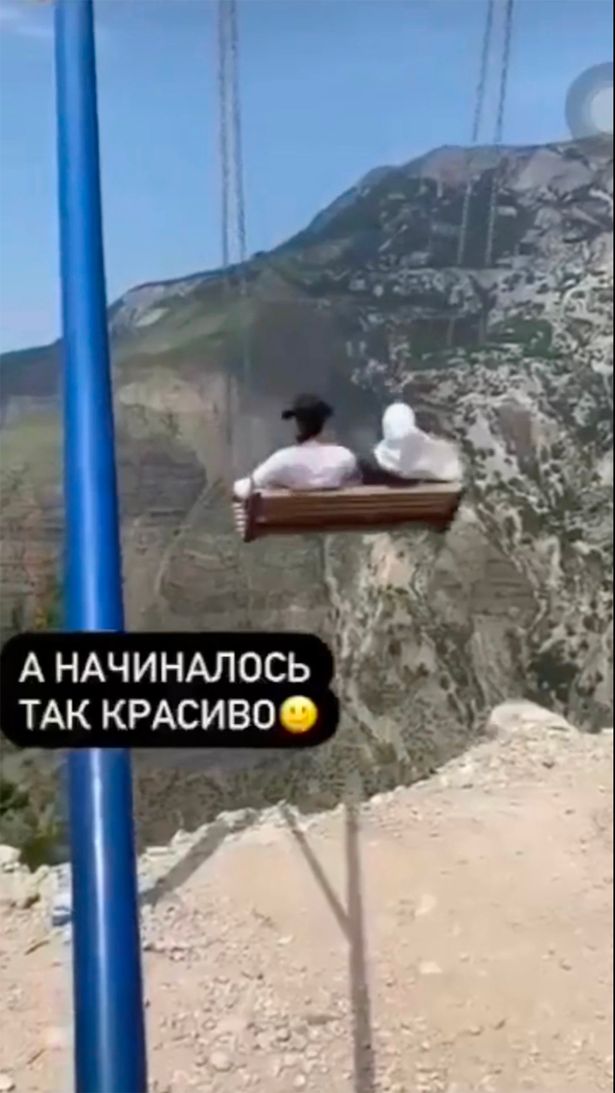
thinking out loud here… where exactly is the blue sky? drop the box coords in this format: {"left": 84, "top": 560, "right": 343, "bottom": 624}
{"left": 0, "top": 0, "right": 612, "bottom": 352}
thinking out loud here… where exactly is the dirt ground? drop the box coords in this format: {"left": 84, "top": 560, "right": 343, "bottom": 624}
{"left": 1, "top": 719, "right": 612, "bottom": 1093}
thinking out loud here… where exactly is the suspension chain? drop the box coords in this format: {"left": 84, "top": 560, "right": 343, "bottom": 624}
{"left": 217, "top": 0, "right": 247, "bottom": 270}
{"left": 484, "top": 0, "right": 515, "bottom": 267}
{"left": 228, "top": 0, "right": 247, "bottom": 267}
{"left": 217, "top": 0, "right": 255, "bottom": 627}
{"left": 217, "top": 0, "right": 234, "bottom": 454}
{"left": 218, "top": 0, "right": 252, "bottom": 455}
{"left": 446, "top": 0, "right": 495, "bottom": 348}
{"left": 456, "top": 0, "right": 495, "bottom": 268}
{"left": 217, "top": 0, "right": 231, "bottom": 270}
{"left": 227, "top": 0, "right": 253, "bottom": 432}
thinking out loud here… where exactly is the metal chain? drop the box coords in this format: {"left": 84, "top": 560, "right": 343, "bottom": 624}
{"left": 229, "top": 0, "right": 256, "bottom": 628}
{"left": 228, "top": 0, "right": 247, "bottom": 267}
{"left": 484, "top": 0, "right": 515, "bottom": 267}
{"left": 217, "top": 0, "right": 233, "bottom": 454}
{"left": 456, "top": 0, "right": 495, "bottom": 267}
{"left": 217, "top": 0, "right": 255, "bottom": 627}
{"left": 228, "top": 0, "right": 253, "bottom": 434}
{"left": 446, "top": 0, "right": 495, "bottom": 348}
{"left": 217, "top": 0, "right": 231, "bottom": 271}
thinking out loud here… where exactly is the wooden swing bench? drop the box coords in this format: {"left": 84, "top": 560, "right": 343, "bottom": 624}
{"left": 233, "top": 482, "right": 464, "bottom": 543}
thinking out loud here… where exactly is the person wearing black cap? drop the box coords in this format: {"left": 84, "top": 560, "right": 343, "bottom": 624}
{"left": 233, "top": 394, "right": 358, "bottom": 500}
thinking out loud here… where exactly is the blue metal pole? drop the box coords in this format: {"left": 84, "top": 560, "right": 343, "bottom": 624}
{"left": 54, "top": 1, "right": 147, "bottom": 1090}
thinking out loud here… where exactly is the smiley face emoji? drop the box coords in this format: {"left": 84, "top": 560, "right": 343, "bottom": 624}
{"left": 279, "top": 695, "right": 318, "bottom": 735}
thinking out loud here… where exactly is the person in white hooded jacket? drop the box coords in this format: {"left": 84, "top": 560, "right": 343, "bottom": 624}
{"left": 360, "top": 402, "right": 462, "bottom": 484}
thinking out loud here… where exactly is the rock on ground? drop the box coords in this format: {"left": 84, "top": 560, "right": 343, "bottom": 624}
{"left": 0, "top": 708, "right": 612, "bottom": 1093}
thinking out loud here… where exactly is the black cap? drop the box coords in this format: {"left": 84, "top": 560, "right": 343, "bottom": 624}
{"left": 281, "top": 394, "right": 333, "bottom": 422}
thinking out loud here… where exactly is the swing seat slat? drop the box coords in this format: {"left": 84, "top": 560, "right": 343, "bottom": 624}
{"left": 233, "top": 482, "right": 463, "bottom": 542}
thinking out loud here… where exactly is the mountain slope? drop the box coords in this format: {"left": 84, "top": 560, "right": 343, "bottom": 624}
{"left": 0, "top": 138, "right": 612, "bottom": 817}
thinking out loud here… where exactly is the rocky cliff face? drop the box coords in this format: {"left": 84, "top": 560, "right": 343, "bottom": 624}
{"left": 0, "top": 137, "right": 612, "bottom": 835}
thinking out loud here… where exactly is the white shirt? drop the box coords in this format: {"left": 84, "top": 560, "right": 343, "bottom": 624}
{"left": 233, "top": 439, "right": 358, "bottom": 500}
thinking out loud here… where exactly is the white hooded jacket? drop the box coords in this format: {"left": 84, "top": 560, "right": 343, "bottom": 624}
{"left": 374, "top": 403, "right": 462, "bottom": 482}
